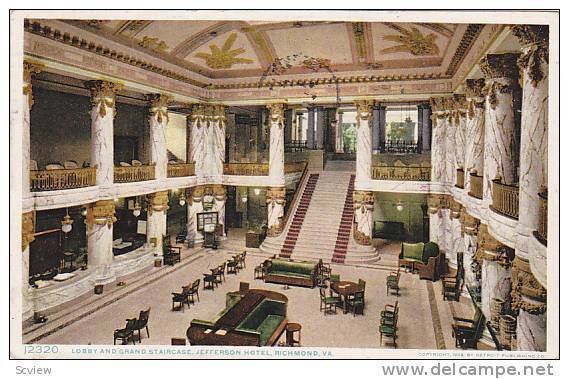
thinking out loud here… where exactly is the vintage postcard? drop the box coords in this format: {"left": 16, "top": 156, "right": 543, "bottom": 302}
{"left": 9, "top": 9, "right": 559, "bottom": 362}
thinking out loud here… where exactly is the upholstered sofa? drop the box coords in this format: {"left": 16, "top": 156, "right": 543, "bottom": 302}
{"left": 264, "top": 259, "right": 318, "bottom": 288}
{"left": 234, "top": 298, "right": 287, "bottom": 346}
{"left": 399, "top": 242, "right": 444, "bottom": 281}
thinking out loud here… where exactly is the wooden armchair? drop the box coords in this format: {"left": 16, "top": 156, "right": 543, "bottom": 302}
{"left": 163, "top": 245, "right": 181, "bottom": 266}
{"left": 380, "top": 301, "right": 399, "bottom": 327}
{"left": 172, "top": 285, "right": 191, "bottom": 311}
{"left": 379, "top": 305, "right": 399, "bottom": 348}
{"left": 203, "top": 272, "right": 217, "bottom": 290}
{"left": 188, "top": 279, "right": 200, "bottom": 304}
{"left": 346, "top": 290, "right": 365, "bottom": 316}
{"left": 114, "top": 319, "right": 137, "bottom": 345}
{"left": 451, "top": 308, "right": 486, "bottom": 349}
{"left": 129, "top": 308, "right": 150, "bottom": 342}
{"left": 254, "top": 260, "right": 271, "bottom": 280}
{"left": 319, "top": 288, "right": 340, "bottom": 315}
{"left": 386, "top": 269, "right": 401, "bottom": 296}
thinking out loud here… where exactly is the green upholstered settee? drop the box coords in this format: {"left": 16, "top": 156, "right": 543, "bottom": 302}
{"left": 264, "top": 259, "right": 317, "bottom": 288}
{"left": 399, "top": 242, "right": 444, "bottom": 281}
{"left": 235, "top": 299, "right": 287, "bottom": 346}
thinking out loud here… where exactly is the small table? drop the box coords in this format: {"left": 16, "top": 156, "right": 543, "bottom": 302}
{"left": 330, "top": 281, "right": 359, "bottom": 314}
{"left": 285, "top": 323, "right": 301, "bottom": 347}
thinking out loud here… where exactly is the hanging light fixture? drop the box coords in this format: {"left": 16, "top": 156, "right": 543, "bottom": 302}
{"left": 61, "top": 208, "right": 73, "bottom": 233}
{"left": 179, "top": 191, "right": 186, "bottom": 206}
{"left": 395, "top": 202, "right": 404, "bottom": 212}
{"left": 254, "top": 188, "right": 261, "bottom": 196}
{"left": 81, "top": 207, "right": 87, "bottom": 217}
{"left": 132, "top": 197, "right": 142, "bottom": 217}
{"left": 241, "top": 196, "right": 248, "bottom": 203}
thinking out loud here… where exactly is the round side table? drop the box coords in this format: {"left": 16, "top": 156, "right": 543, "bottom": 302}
{"left": 285, "top": 322, "right": 302, "bottom": 347}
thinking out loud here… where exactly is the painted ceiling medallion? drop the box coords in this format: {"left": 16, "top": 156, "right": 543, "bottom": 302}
{"left": 139, "top": 36, "right": 169, "bottom": 53}
{"left": 382, "top": 26, "right": 439, "bottom": 56}
{"left": 195, "top": 32, "right": 253, "bottom": 69}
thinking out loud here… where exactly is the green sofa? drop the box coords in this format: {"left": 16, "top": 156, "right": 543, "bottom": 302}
{"left": 235, "top": 299, "right": 287, "bottom": 346}
{"left": 264, "top": 258, "right": 317, "bottom": 288}
{"left": 399, "top": 242, "right": 444, "bottom": 281}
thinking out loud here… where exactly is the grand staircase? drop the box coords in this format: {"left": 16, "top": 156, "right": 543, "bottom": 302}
{"left": 261, "top": 169, "right": 379, "bottom": 264}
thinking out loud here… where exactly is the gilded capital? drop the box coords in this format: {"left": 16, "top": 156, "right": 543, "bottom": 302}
{"left": 354, "top": 100, "right": 374, "bottom": 125}
{"left": 452, "top": 94, "right": 467, "bottom": 123}
{"left": 465, "top": 78, "right": 486, "bottom": 116}
{"left": 86, "top": 200, "right": 117, "bottom": 228}
{"left": 84, "top": 80, "right": 122, "bottom": 119}
{"left": 353, "top": 190, "right": 374, "bottom": 210}
{"left": 147, "top": 191, "right": 170, "bottom": 214}
{"left": 460, "top": 211, "right": 480, "bottom": 236}
{"left": 146, "top": 93, "right": 171, "bottom": 124}
{"left": 511, "top": 256, "right": 547, "bottom": 315}
{"left": 266, "top": 186, "right": 286, "bottom": 204}
{"left": 23, "top": 60, "right": 44, "bottom": 109}
{"left": 22, "top": 211, "right": 35, "bottom": 252}
{"left": 474, "top": 224, "right": 514, "bottom": 267}
{"left": 267, "top": 103, "right": 286, "bottom": 128}
{"left": 511, "top": 25, "right": 549, "bottom": 87}
{"left": 479, "top": 53, "right": 521, "bottom": 80}
{"left": 212, "top": 184, "right": 227, "bottom": 201}
{"left": 190, "top": 104, "right": 226, "bottom": 127}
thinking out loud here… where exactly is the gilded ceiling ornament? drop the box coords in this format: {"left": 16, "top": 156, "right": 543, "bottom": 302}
{"left": 146, "top": 93, "right": 171, "bottom": 124}
{"left": 511, "top": 256, "right": 547, "bottom": 315}
{"left": 352, "top": 22, "right": 367, "bottom": 61}
{"left": 86, "top": 200, "right": 117, "bottom": 229}
{"left": 354, "top": 100, "right": 374, "bottom": 125}
{"left": 138, "top": 36, "right": 169, "bottom": 53}
{"left": 511, "top": 25, "right": 549, "bottom": 87}
{"left": 21, "top": 211, "right": 35, "bottom": 252}
{"left": 23, "top": 60, "right": 44, "bottom": 109}
{"left": 195, "top": 32, "right": 254, "bottom": 69}
{"left": 84, "top": 80, "right": 122, "bottom": 119}
{"left": 147, "top": 191, "right": 169, "bottom": 214}
{"left": 382, "top": 26, "right": 440, "bottom": 56}
{"left": 267, "top": 103, "right": 286, "bottom": 128}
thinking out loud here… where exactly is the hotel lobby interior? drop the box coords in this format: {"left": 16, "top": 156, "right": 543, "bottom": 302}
{"left": 15, "top": 16, "right": 554, "bottom": 354}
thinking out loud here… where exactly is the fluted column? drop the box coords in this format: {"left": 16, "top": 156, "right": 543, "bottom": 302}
{"left": 335, "top": 110, "right": 344, "bottom": 153}
{"left": 190, "top": 105, "right": 226, "bottom": 181}
{"left": 511, "top": 256, "right": 547, "bottom": 351}
{"left": 453, "top": 94, "right": 467, "bottom": 175}
{"left": 512, "top": 26, "right": 549, "bottom": 266}
{"left": 147, "top": 94, "right": 170, "bottom": 180}
{"left": 86, "top": 200, "right": 117, "bottom": 284}
{"left": 22, "top": 61, "right": 42, "bottom": 199}
{"left": 146, "top": 191, "right": 169, "bottom": 254}
{"left": 464, "top": 79, "right": 486, "bottom": 191}
{"left": 85, "top": 80, "right": 122, "bottom": 187}
{"left": 266, "top": 187, "right": 286, "bottom": 237}
{"left": 480, "top": 53, "right": 521, "bottom": 204}
{"left": 21, "top": 211, "right": 35, "bottom": 319}
{"left": 429, "top": 97, "right": 453, "bottom": 184}
{"left": 353, "top": 190, "right": 374, "bottom": 245}
{"left": 354, "top": 100, "right": 373, "bottom": 186}
{"left": 267, "top": 103, "right": 286, "bottom": 185}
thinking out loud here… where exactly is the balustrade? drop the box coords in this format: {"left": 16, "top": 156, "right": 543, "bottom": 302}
{"left": 114, "top": 165, "right": 155, "bottom": 183}
{"left": 535, "top": 191, "right": 547, "bottom": 245}
{"left": 371, "top": 165, "right": 431, "bottom": 181}
{"left": 468, "top": 173, "right": 483, "bottom": 199}
{"left": 167, "top": 163, "right": 195, "bottom": 177}
{"left": 30, "top": 167, "right": 96, "bottom": 191}
{"left": 223, "top": 163, "right": 269, "bottom": 176}
{"left": 490, "top": 179, "right": 519, "bottom": 219}
{"left": 284, "top": 161, "right": 307, "bottom": 174}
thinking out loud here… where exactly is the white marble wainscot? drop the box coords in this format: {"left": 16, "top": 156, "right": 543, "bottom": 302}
{"left": 487, "top": 207, "right": 518, "bottom": 248}
{"left": 87, "top": 222, "right": 115, "bottom": 285}
{"left": 430, "top": 115, "right": 448, "bottom": 184}
{"left": 517, "top": 300, "right": 547, "bottom": 352}
{"left": 29, "top": 268, "right": 95, "bottom": 313}
{"left": 112, "top": 246, "right": 156, "bottom": 278}
{"left": 481, "top": 259, "right": 512, "bottom": 319}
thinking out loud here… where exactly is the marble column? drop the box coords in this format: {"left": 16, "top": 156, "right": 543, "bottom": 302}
{"left": 267, "top": 103, "right": 286, "bottom": 186}
{"left": 460, "top": 212, "right": 481, "bottom": 289}
{"left": 187, "top": 186, "right": 205, "bottom": 244}
{"left": 480, "top": 53, "right": 521, "bottom": 204}
{"left": 22, "top": 61, "right": 42, "bottom": 199}
{"left": 372, "top": 106, "right": 380, "bottom": 152}
{"left": 447, "top": 199, "right": 463, "bottom": 268}
{"left": 186, "top": 114, "right": 193, "bottom": 163}
{"left": 421, "top": 105, "right": 432, "bottom": 153}
{"left": 335, "top": 110, "right": 344, "bottom": 153}
{"left": 429, "top": 97, "right": 453, "bottom": 184}
{"left": 266, "top": 187, "right": 286, "bottom": 237}
{"left": 21, "top": 211, "right": 35, "bottom": 319}
{"left": 427, "top": 194, "right": 451, "bottom": 256}
{"left": 464, "top": 79, "right": 486, "bottom": 191}
{"left": 190, "top": 104, "right": 226, "bottom": 181}
{"left": 354, "top": 100, "right": 374, "bottom": 186}
{"left": 213, "top": 185, "right": 227, "bottom": 236}
{"left": 146, "top": 94, "right": 170, "bottom": 180}
{"left": 316, "top": 107, "right": 325, "bottom": 149}
{"left": 453, "top": 94, "right": 468, "bottom": 175}
{"left": 86, "top": 200, "right": 117, "bottom": 284}
{"left": 307, "top": 107, "right": 315, "bottom": 149}
{"left": 353, "top": 190, "right": 374, "bottom": 245}
{"left": 511, "top": 256, "right": 547, "bottom": 351}
{"left": 146, "top": 191, "right": 169, "bottom": 254}
{"left": 512, "top": 26, "right": 549, "bottom": 264}
{"left": 85, "top": 80, "right": 122, "bottom": 188}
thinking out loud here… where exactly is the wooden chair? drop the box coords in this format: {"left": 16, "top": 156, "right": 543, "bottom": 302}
{"left": 163, "top": 245, "right": 181, "bottom": 266}
{"left": 442, "top": 252, "right": 464, "bottom": 301}
{"left": 203, "top": 272, "right": 217, "bottom": 290}
{"left": 319, "top": 288, "right": 340, "bottom": 315}
{"left": 114, "top": 319, "right": 137, "bottom": 345}
{"left": 379, "top": 308, "right": 399, "bottom": 348}
{"left": 237, "top": 251, "right": 247, "bottom": 270}
{"left": 386, "top": 269, "right": 401, "bottom": 296}
{"left": 172, "top": 285, "right": 191, "bottom": 311}
{"left": 451, "top": 308, "right": 486, "bottom": 349}
{"left": 346, "top": 290, "right": 365, "bottom": 316}
{"left": 254, "top": 260, "right": 270, "bottom": 280}
{"left": 130, "top": 308, "right": 150, "bottom": 342}
{"left": 188, "top": 279, "right": 200, "bottom": 304}
{"left": 380, "top": 301, "right": 399, "bottom": 326}
{"left": 239, "top": 281, "right": 250, "bottom": 292}
{"left": 227, "top": 257, "right": 239, "bottom": 274}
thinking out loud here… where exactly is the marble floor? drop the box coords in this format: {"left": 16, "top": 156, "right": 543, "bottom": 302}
{"left": 26, "top": 237, "right": 480, "bottom": 351}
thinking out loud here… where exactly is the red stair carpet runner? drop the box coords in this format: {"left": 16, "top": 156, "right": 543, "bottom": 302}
{"left": 331, "top": 175, "right": 355, "bottom": 264}
{"left": 279, "top": 173, "right": 320, "bottom": 258}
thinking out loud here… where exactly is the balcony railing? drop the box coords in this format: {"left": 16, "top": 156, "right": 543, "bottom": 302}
{"left": 468, "top": 173, "right": 483, "bottom": 199}
{"left": 371, "top": 165, "right": 431, "bottom": 181}
{"left": 30, "top": 167, "right": 96, "bottom": 191}
{"left": 223, "top": 163, "right": 269, "bottom": 176}
{"left": 285, "top": 140, "right": 308, "bottom": 152}
{"left": 535, "top": 191, "right": 547, "bottom": 245}
{"left": 491, "top": 179, "right": 519, "bottom": 220}
{"left": 167, "top": 163, "right": 195, "bottom": 178}
{"left": 114, "top": 165, "right": 155, "bottom": 183}
{"left": 284, "top": 161, "right": 307, "bottom": 174}
{"left": 455, "top": 168, "right": 465, "bottom": 189}
{"left": 375, "top": 140, "right": 421, "bottom": 154}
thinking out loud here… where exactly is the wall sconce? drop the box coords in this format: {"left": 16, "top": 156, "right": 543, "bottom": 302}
{"left": 253, "top": 188, "right": 261, "bottom": 196}
{"left": 241, "top": 196, "right": 248, "bottom": 203}
{"left": 178, "top": 193, "right": 186, "bottom": 207}
{"left": 81, "top": 207, "right": 87, "bottom": 217}
{"left": 61, "top": 208, "right": 73, "bottom": 233}
{"left": 395, "top": 202, "right": 404, "bottom": 212}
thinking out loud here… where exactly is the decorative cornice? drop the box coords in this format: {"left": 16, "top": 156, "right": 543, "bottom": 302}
{"left": 84, "top": 80, "right": 122, "bottom": 118}
{"left": 445, "top": 24, "right": 485, "bottom": 76}
{"left": 354, "top": 100, "right": 374, "bottom": 125}
{"left": 511, "top": 256, "right": 547, "bottom": 315}
{"left": 86, "top": 200, "right": 116, "bottom": 228}
{"left": 22, "top": 211, "right": 35, "bottom": 252}
{"left": 511, "top": 25, "right": 549, "bottom": 87}
{"left": 23, "top": 60, "right": 44, "bottom": 109}
{"left": 147, "top": 191, "right": 169, "bottom": 214}
{"left": 267, "top": 103, "right": 286, "bottom": 128}
{"left": 146, "top": 93, "right": 171, "bottom": 124}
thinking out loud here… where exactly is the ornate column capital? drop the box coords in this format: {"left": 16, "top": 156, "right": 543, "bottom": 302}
{"left": 474, "top": 224, "right": 514, "bottom": 267}
{"left": 452, "top": 94, "right": 467, "bottom": 124}
{"left": 212, "top": 184, "right": 227, "bottom": 201}
{"left": 354, "top": 100, "right": 374, "bottom": 125}
{"left": 479, "top": 53, "right": 521, "bottom": 110}
{"left": 267, "top": 103, "right": 286, "bottom": 128}
{"left": 427, "top": 193, "right": 451, "bottom": 214}
{"left": 465, "top": 78, "right": 486, "bottom": 116}
{"left": 449, "top": 198, "right": 463, "bottom": 219}
{"left": 511, "top": 256, "right": 547, "bottom": 315}
{"left": 511, "top": 25, "right": 549, "bottom": 87}
{"left": 86, "top": 200, "right": 117, "bottom": 228}
{"left": 147, "top": 191, "right": 170, "bottom": 214}
{"left": 429, "top": 96, "right": 454, "bottom": 126}
{"left": 460, "top": 211, "right": 480, "bottom": 236}
{"left": 190, "top": 103, "right": 226, "bottom": 126}
{"left": 146, "top": 93, "right": 172, "bottom": 124}
{"left": 23, "top": 60, "right": 44, "bottom": 108}
{"left": 21, "top": 211, "right": 35, "bottom": 252}
{"left": 353, "top": 190, "right": 374, "bottom": 210}
{"left": 84, "top": 80, "right": 122, "bottom": 118}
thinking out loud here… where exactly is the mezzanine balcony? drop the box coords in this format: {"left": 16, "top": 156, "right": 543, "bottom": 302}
{"left": 30, "top": 167, "right": 96, "bottom": 192}
{"left": 490, "top": 179, "right": 519, "bottom": 220}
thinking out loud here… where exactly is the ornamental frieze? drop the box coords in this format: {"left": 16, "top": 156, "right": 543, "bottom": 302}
{"left": 84, "top": 80, "right": 122, "bottom": 119}
{"left": 511, "top": 256, "right": 547, "bottom": 315}
{"left": 266, "top": 103, "right": 286, "bottom": 128}
{"left": 146, "top": 93, "right": 171, "bottom": 124}
{"left": 147, "top": 191, "right": 170, "bottom": 214}
{"left": 511, "top": 25, "right": 549, "bottom": 87}
{"left": 21, "top": 211, "right": 35, "bottom": 252}
{"left": 86, "top": 200, "right": 117, "bottom": 228}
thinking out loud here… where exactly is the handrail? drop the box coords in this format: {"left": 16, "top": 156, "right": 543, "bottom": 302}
{"left": 371, "top": 165, "right": 431, "bottom": 181}
{"left": 490, "top": 179, "right": 519, "bottom": 220}
{"left": 535, "top": 191, "right": 547, "bottom": 245}
{"left": 468, "top": 173, "right": 483, "bottom": 199}
{"left": 30, "top": 167, "right": 96, "bottom": 191}
{"left": 456, "top": 168, "right": 465, "bottom": 189}
{"left": 167, "top": 163, "right": 195, "bottom": 177}
{"left": 114, "top": 165, "right": 155, "bottom": 183}
{"left": 223, "top": 163, "right": 269, "bottom": 176}
{"left": 275, "top": 161, "right": 309, "bottom": 238}
{"left": 284, "top": 161, "right": 307, "bottom": 174}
